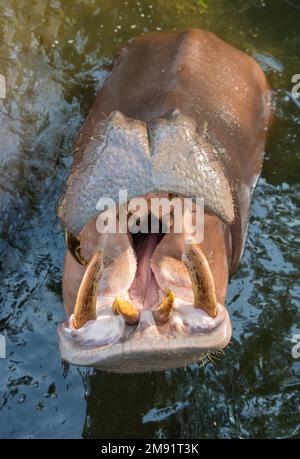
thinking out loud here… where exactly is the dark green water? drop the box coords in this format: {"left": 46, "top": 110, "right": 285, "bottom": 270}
{"left": 0, "top": 0, "right": 299, "bottom": 439}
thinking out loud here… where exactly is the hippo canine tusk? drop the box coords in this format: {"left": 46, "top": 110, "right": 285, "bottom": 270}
{"left": 182, "top": 244, "right": 218, "bottom": 318}
{"left": 73, "top": 250, "right": 103, "bottom": 329}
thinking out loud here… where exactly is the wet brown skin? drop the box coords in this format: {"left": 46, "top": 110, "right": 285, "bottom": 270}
{"left": 58, "top": 29, "right": 272, "bottom": 372}
{"left": 76, "top": 28, "right": 272, "bottom": 273}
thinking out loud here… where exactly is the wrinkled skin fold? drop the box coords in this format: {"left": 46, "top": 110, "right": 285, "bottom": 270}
{"left": 58, "top": 109, "right": 235, "bottom": 235}
{"left": 57, "top": 29, "right": 272, "bottom": 373}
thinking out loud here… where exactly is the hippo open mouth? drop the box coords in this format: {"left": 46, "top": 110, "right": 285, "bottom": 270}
{"left": 58, "top": 200, "right": 231, "bottom": 373}
{"left": 57, "top": 109, "right": 233, "bottom": 372}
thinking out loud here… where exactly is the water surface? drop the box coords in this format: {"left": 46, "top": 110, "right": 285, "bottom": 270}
{"left": 0, "top": 0, "right": 299, "bottom": 439}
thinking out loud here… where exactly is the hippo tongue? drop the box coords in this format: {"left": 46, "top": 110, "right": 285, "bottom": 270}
{"left": 128, "top": 233, "right": 160, "bottom": 309}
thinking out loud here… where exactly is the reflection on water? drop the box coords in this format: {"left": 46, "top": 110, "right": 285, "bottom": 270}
{"left": 0, "top": 0, "right": 299, "bottom": 438}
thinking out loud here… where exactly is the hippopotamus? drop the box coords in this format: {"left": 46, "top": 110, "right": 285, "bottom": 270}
{"left": 57, "top": 29, "right": 272, "bottom": 372}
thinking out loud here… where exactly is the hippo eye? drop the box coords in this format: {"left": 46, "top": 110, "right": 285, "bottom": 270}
{"left": 65, "top": 230, "right": 88, "bottom": 266}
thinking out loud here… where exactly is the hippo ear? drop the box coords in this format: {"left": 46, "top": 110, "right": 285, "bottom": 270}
{"left": 148, "top": 110, "right": 235, "bottom": 224}
{"left": 58, "top": 111, "right": 153, "bottom": 235}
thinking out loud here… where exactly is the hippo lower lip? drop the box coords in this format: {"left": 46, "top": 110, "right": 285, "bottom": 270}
{"left": 58, "top": 317, "right": 231, "bottom": 373}
{"left": 58, "top": 210, "right": 231, "bottom": 373}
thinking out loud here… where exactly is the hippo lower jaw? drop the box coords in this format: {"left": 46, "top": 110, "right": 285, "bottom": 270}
{"left": 58, "top": 203, "right": 232, "bottom": 373}
{"left": 58, "top": 312, "right": 231, "bottom": 373}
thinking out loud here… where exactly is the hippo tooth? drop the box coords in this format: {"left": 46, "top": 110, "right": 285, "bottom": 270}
{"left": 153, "top": 288, "right": 175, "bottom": 325}
{"left": 182, "top": 244, "right": 218, "bottom": 318}
{"left": 73, "top": 251, "right": 103, "bottom": 329}
{"left": 112, "top": 297, "right": 140, "bottom": 325}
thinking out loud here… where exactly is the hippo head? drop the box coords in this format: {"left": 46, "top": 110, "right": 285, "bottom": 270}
{"left": 57, "top": 110, "right": 234, "bottom": 372}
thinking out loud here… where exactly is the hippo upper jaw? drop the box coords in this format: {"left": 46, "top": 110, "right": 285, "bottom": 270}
{"left": 57, "top": 110, "right": 234, "bottom": 236}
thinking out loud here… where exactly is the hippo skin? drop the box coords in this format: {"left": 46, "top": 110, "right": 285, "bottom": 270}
{"left": 57, "top": 29, "right": 272, "bottom": 373}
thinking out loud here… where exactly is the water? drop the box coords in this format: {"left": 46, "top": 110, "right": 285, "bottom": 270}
{"left": 0, "top": 0, "right": 299, "bottom": 439}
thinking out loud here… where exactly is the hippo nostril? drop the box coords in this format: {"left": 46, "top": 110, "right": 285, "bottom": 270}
{"left": 182, "top": 243, "right": 218, "bottom": 318}
{"left": 73, "top": 250, "right": 103, "bottom": 329}
{"left": 112, "top": 297, "right": 140, "bottom": 325}
{"left": 153, "top": 288, "right": 175, "bottom": 325}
